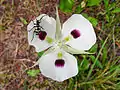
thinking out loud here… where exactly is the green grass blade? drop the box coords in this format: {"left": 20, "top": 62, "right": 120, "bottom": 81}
{"left": 87, "top": 36, "right": 109, "bottom": 79}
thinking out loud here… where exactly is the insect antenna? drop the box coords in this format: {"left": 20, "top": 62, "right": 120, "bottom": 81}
{"left": 39, "top": 15, "right": 47, "bottom": 23}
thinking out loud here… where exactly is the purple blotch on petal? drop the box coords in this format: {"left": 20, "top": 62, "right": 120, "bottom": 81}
{"left": 71, "top": 29, "right": 81, "bottom": 39}
{"left": 55, "top": 59, "right": 65, "bottom": 67}
{"left": 38, "top": 31, "right": 47, "bottom": 40}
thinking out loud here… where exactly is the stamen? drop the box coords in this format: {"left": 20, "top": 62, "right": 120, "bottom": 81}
{"left": 46, "top": 37, "right": 53, "bottom": 44}
{"left": 38, "top": 31, "right": 47, "bottom": 40}
{"left": 55, "top": 59, "right": 65, "bottom": 67}
{"left": 57, "top": 52, "right": 62, "bottom": 58}
{"left": 64, "top": 35, "right": 72, "bottom": 42}
{"left": 71, "top": 29, "right": 81, "bottom": 39}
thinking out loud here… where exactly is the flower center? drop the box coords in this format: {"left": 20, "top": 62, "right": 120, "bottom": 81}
{"left": 38, "top": 31, "right": 47, "bottom": 40}
{"left": 54, "top": 40, "right": 64, "bottom": 48}
{"left": 71, "top": 29, "right": 81, "bottom": 39}
{"left": 55, "top": 59, "right": 65, "bottom": 67}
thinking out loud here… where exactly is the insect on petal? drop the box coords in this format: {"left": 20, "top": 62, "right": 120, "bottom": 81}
{"left": 27, "top": 14, "right": 56, "bottom": 52}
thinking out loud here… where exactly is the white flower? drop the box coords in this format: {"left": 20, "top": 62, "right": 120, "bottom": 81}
{"left": 27, "top": 7, "right": 96, "bottom": 82}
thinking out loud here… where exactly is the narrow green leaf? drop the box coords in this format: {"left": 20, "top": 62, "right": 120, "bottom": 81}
{"left": 59, "top": 0, "right": 74, "bottom": 13}
{"left": 103, "top": 0, "right": 109, "bottom": 9}
{"left": 88, "top": 17, "right": 98, "bottom": 27}
{"left": 89, "top": 44, "right": 98, "bottom": 52}
{"left": 75, "top": 4, "right": 83, "bottom": 13}
{"left": 112, "top": 8, "right": 120, "bottom": 13}
{"left": 38, "top": 51, "right": 44, "bottom": 57}
{"left": 87, "top": 35, "right": 109, "bottom": 79}
{"left": 80, "top": 56, "right": 90, "bottom": 70}
{"left": 102, "top": 45, "right": 107, "bottom": 63}
{"left": 87, "top": 0, "right": 102, "bottom": 6}
{"left": 68, "top": 78, "right": 74, "bottom": 89}
{"left": 108, "top": 3, "right": 116, "bottom": 10}
{"left": 116, "top": 82, "right": 120, "bottom": 89}
{"left": 23, "top": 80, "right": 28, "bottom": 90}
{"left": 109, "top": 65, "right": 120, "bottom": 73}
{"left": 20, "top": 17, "right": 28, "bottom": 25}
{"left": 0, "top": 25, "right": 6, "bottom": 31}
{"left": 82, "top": 14, "right": 98, "bottom": 27}
{"left": 81, "top": 13, "right": 88, "bottom": 18}
{"left": 105, "top": 14, "right": 110, "bottom": 22}
{"left": 90, "top": 55, "right": 103, "bottom": 69}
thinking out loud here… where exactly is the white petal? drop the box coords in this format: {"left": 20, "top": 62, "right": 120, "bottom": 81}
{"left": 62, "top": 14, "right": 96, "bottom": 50}
{"left": 27, "top": 14, "right": 56, "bottom": 52}
{"left": 38, "top": 49, "right": 78, "bottom": 82}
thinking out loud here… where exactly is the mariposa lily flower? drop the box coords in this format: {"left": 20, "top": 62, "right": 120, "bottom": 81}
{"left": 27, "top": 7, "right": 96, "bottom": 82}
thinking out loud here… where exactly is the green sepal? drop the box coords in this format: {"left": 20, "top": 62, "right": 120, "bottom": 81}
{"left": 55, "top": 6, "right": 62, "bottom": 41}
{"left": 63, "top": 45, "right": 94, "bottom": 55}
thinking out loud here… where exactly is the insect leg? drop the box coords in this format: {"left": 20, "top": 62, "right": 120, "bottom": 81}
{"left": 31, "top": 32, "right": 35, "bottom": 42}
{"left": 31, "top": 28, "right": 37, "bottom": 42}
{"left": 40, "top": 25, "right": 44, "bottom": 30}
{"left": 28, "top": 26, "right": 36, "bottom": 32}
{"left": 28, "top": 20, "right": 37, "bottom": 32}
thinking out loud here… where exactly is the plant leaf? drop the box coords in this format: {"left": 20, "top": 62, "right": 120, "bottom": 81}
{"left": 90, "top": 55, "right": 103, "bottom": 69}
{"left": 87, "top": 0, "right": 102, "bottom": 6}
{"left": 38, "top": 51, "right": 44, "bottom": 57}
{"left": 103, "top": 0, "right": 109, "bottom": 9}
{"left": 87, "top": 35, "right": 109, "bottom": 79}
{"left": 80, "top": 56, "right": 90, "bottom": 70}
{"left": 112, "top": 8, "right": 120, "bottom": 13}
{"left": 75, "top": 4, "right": 83, "bottom": 13}
{"left": 88, "top": 17, "right": 98, "bottom": 27}
{"left": 81, "top": 14, "right": 98, "bottom": 27}
{"left": 89, "top": 44, "right": 98, "bottom": 52}
{"left": 20, "top": 17, "right": 28, "bottom": 25}
{"left": 102, "top": 45, "right": 107, "bottom": 63}
{"left": 27, "top": 69, "right": 40, "bottom": 77}
{"left": 59, "top": 0, "right": 74, "bottom": 13}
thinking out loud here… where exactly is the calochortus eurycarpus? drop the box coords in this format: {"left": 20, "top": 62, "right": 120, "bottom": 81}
{"left": 27, "top": 7, "right": 96, "bottom": 82}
